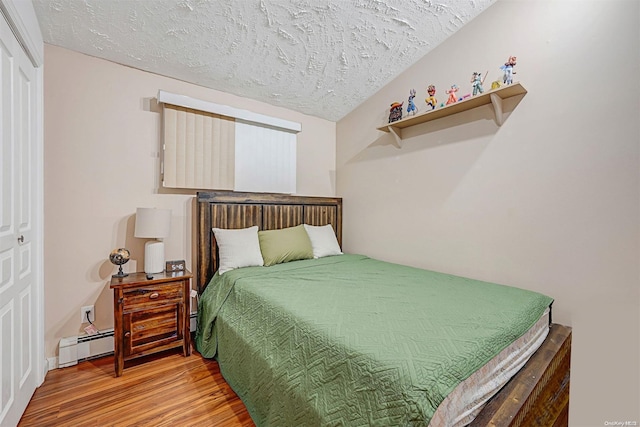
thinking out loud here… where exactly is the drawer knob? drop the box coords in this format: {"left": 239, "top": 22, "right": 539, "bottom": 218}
{"left": 124, "top": 331, "right": 131, "bottom": 337}
{"left": 149, "top": 292, "right": 159, "bottom": 299}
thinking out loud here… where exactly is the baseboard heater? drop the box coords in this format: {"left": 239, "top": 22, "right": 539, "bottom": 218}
{"left": 58, "top": 312, "right": 197, "bottom": 368}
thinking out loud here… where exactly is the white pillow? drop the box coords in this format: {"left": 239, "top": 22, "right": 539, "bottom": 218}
{"left": 303, "top": 224, "right": 343, "bottom": 258}
{"left": 212, "top": 226, "right": 264, "bottom": 275}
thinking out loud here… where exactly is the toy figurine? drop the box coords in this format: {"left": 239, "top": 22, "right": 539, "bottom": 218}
{"left": 407, "top": 89, "right": 417, "bottom": 116}
{"left": 388, "top": 101, "right": 403, "bottom": 123}
{"left": 471, "top": 71, "right": 487, "bottom": 96}
{"left": 491, "top": 80, "right": 502, "bottom": 90}
{"left": 446, "top": 84, "right": 459, "bottom": 105}
{"left": 425, "top": 85, "right": 437, "bottom": 110}
{"left": 500, "top": 56, "right": 517, "bottom": 85}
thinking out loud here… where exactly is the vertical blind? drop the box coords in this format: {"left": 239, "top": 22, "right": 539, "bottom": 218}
{"left": 234, "top": 121, "right": 296, "bottom": 194}
{"left": 160, "top": 92, "right": 300, "bottom": 193}
{"left": 163, "top": 104, "right": 235, "bottom": 190}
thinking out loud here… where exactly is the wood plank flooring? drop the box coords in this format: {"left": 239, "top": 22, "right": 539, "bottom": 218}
{"left": 19, "top": 350, "right": 255, "bottom": 427}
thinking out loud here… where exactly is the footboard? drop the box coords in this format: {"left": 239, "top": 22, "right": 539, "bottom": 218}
{"left": 471, "top": 324, "right": 572, "bottom": 426}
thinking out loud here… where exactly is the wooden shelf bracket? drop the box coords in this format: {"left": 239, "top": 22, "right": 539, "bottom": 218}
{"left": 489, "top": 93, "right": 504, "bottom": 126}
{"left": 387, "top": 126, "right": 403, "bottom": 148}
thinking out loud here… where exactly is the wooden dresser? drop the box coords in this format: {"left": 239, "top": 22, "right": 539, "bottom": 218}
{"left": 110, "top": 270, "right": 192, "bottom": 377}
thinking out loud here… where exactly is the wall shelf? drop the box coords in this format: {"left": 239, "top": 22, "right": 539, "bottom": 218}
{"left": 377, "top": 82, "right": 527, "bottom": 148}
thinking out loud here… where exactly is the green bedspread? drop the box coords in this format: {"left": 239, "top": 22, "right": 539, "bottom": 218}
{"left": 196, "top": 254, "right": 553, "bottom": 426}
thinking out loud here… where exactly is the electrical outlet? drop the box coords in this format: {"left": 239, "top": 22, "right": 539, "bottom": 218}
{"left": 81, "top": 305, "right": 95, "bottom": 323}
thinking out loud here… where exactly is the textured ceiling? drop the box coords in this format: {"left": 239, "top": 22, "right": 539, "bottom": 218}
{"left": 33, "top": 0, "right": 495, "bottom": 121}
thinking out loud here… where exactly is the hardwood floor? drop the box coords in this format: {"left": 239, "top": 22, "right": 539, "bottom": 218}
{"left": 19, "top": 350, "right": 255, "bottom": 427}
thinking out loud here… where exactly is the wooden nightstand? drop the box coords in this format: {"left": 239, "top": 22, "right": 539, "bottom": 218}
{"left": 110, "top": 270, "right": 192, "bottom": 377}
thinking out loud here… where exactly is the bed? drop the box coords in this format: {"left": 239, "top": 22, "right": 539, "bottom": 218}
{"left": 195, "top": 191, "right": 572, "bottom": 426}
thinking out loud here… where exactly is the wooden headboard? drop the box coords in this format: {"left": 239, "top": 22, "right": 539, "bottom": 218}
{"left": 196, "top": 191, "right": 343, "bottom": 294}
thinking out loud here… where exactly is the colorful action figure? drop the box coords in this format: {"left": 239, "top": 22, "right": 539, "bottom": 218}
{"left": 471, "top": 71, "right": 487, "bottom": 96}
{"left": 388, "top": 101, "right": 403, "bottom": 123}
{"left": 425, "top": 85, "right": 437, "bottom": 110}
{"left": 407, "top": 89, "right": 417, "bottom": 116}
{"left": 500, "top": 56, "right": 517, "bottom": 85}
{"left": 446, "top": 84, "right": 459, "bottom": 105}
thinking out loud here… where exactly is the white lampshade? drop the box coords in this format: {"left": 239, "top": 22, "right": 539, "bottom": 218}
{"left": 135, "top": 208, "right": 171, "bottom": 274}
{"left": 134, "top": 208, "right": 171, "bottom": 239}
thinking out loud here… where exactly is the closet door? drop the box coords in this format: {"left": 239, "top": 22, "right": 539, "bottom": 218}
{"left": 0, "top": 9, "right": 38, "bottom": 426}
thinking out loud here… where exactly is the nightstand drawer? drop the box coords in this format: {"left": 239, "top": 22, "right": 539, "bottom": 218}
{"left": 122, "top": 283, "right": 183, "bottom": 311}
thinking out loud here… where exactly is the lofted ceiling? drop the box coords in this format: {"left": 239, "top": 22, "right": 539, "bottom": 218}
{"left": 33, "top": 0, "right": 495, "bottom": 121}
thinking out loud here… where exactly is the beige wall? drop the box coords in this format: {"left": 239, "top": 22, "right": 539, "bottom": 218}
{"left": 337, "top": 1, "right": 639, "bottom": 425}
{"left": 43, "top": 44, "right": 336, "bottom": 359}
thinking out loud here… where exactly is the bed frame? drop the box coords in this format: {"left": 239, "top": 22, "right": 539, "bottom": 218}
{"left": 195, "top": 190, "right": 571, "bottom": 426}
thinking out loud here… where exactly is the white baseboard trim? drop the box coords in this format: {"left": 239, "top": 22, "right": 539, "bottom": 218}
{"left": 46, "top": 356, "right": 58, "bottom": 371}
{"left": 190, "top": 311, "right": 196, "bottom": 332}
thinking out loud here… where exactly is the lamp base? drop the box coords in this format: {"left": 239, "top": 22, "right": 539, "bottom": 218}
{"left": 144, "top": 240, "right": 165, "bottom": 274}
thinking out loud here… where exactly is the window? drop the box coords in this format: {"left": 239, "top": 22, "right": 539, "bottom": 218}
{"left": 158, "top": 91, "right": 300, "bottom": 193}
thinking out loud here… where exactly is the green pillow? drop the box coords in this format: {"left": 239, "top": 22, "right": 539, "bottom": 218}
{"left": 258, "top": 224, "right": 313, "bottom": 267}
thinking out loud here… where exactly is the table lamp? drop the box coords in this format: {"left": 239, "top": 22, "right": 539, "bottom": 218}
{"left": 134, "top": 207, "right": 171, "bottom": 274}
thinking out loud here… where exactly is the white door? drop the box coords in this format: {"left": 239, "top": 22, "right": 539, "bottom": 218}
{"left": 0, "top": 8, "right": 38, "bottom": 426}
